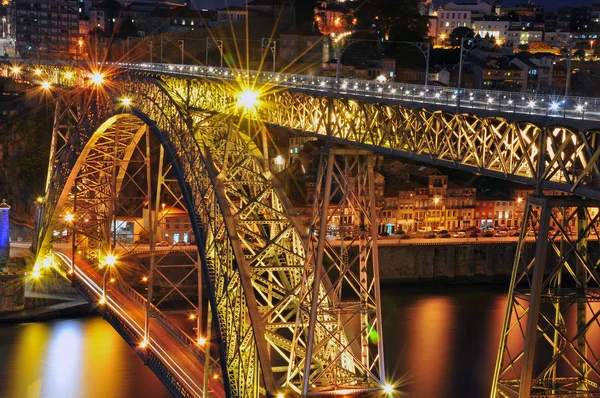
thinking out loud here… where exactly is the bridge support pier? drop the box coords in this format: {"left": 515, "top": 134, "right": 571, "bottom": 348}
{"left": 302, "top": 147, "right": 386, "bottom": 394}
{"left": 492, "top": 195, "right": 600, "bottom": 397}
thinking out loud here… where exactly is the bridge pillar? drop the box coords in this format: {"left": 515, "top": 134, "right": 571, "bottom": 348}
{"left": 492, "top": 195, "right": 600, "bottom": 397}
{"left": 302, "top": 147, "right": 386, "bottom": 394}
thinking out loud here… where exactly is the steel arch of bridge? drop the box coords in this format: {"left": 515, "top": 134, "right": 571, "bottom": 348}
{"left": 151, "top": 74, "right": 600, "bottom": 199}
{"left": 37, "top": 73, "right": 386, "bottom": 397}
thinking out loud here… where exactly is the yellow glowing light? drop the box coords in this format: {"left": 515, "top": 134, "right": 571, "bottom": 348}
{"left": 139, "top": 340, "right": 148, "bottom": 348}
{"left": 277, "top": 394, "right": 284, "bottom": 398}
{"left": 376, "top": 75, "right": 387, "bottom": 82}
{"left": 36, "top": 196, "right": 44, "bottom": 203}
{"left": 237, "top": 90, "right": 259, "bottom": 109}
{"left": 383, "top": 384, "right": 394, "bottom": 394}
{"left": 41, "top": 81, "right": 51, "bottom": 90}
{"left": 98, "top": 297, "right": 106, "bottom": 305}
{"left": 213, "top": 374, "right": 219, "bottom": 379}
{"left": 109, "top": 278, "right": 115, "bottom": 283}
{"left": 189, "top": 314, "right": 196, "bottom": 320}
{"left": 31, "top": 270, "right": 41, "bottom": 279}
{"left": 11, "top": 66, "right": 20, "bottom": 74}
{"left": 198, "top": 337, "right": 207, "bottom": 346}
{"left": 64, "top": 71, "right": 73, "bottom": 79}
{"left": 517, "top": 197, "right": 523, "bottom": 204}
{"left": 122, "top": 97, "right": 131, "bottom": 106}
{"left": 89, "top": 72, "right": 104, "bottom": 85}
{"left": 78, "top": 38, "right": 84, "bottom": 47}
{"left": 433, "top": 197, "right": 440, "bottom": 204}
{"left": 440, "top": 33, "right": 447, "bottom": 40}
{"left": 42, "top": 257, "right": 52, "bottom": 269}
{"left": 142, "top": 276, "right": 148, "bottom": 282}
{"left": 104, "top": 254, "right": 117, "bottom": 267}
{"left": 495, "top": 38, "right": 504, "bottom": 46}
{"left": 64, "top": 213, "right": 74, "bottom": 222}
{"left": 34, "top": 68, "right": 42, "bottom": 75}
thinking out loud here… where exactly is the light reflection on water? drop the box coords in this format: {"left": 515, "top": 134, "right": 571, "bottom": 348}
{"left": 0, "top": 317, "right": 171, "bottom": 398}
{"left": 382, "top": 285, "right": 508, "bottom": 398}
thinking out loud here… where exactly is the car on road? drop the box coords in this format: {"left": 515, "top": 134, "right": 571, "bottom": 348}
{"left": 482, "top": 232, "right": 494, "bottom": 237}
{"left": 157, "top": 240, "right": 170, "bottom": 246}
{"left": 453, "top": 231, "right": 466, "bottom": 238}
{"left": 400, "top": 234, "right": 410, "bottom": 240}
{"left": 425, "top": 234, "right": 436, "bottom": 239}
{"left": 494, "top": 230, "right": 508, "bottom": 237}
{"left": 437, "top": 229, "right": 449, "bottom": 235}
{"left": 175, "top": 241, "right": 187, "bottom": 246}
{"left": 468, "top": 232, "right": 479, "bottom": 238}
{"left": 440, "top": 233, "right": 451, "bottom": 238}
{"left": 510, "top": 231, "right": 520, "bottom": 237}
{"left": 379, "top": 231, "right": 390, "bottom": 237}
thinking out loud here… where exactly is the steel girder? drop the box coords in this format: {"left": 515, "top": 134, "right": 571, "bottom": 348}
{"left": 159, "top": 75, "right": 600, "bottom": 199}
{"left": 492, "top": 195, "right": 600, "bottom": 398}
{"left": 37, "top": 73, "right": 382, "bottom": 397}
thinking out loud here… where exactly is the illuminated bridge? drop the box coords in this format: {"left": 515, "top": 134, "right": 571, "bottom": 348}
{"left": 4, "top": 60, "right": 600, "bottom": 398}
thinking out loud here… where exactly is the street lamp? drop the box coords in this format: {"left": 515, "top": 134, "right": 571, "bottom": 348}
{"left": 261, "top": 37, "right": 277, "bottom": 73}
{"left": 178, "top": 40, "right": 184, "bottom": 65}
{"left": 99, "top": 253, "right": 117, "bottom": 304}
{"left": 236, "top": 90, "right": 259, "bottom": 110}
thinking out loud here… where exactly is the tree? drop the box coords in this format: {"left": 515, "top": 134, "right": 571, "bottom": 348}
{"left": 355, "top": 0, "right": 428, "bottom": 42}
{"left": 445, "top": 27, "right": 474, "bottom": 47}
{"left": 574, "top": 49, "right": 586, "bottom": 60}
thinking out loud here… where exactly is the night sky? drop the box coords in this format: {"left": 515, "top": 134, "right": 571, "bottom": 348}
{"left": 193, "top": 0, "right": 594, "bottom": 13}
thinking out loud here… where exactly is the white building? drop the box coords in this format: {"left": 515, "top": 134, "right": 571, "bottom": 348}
{"left": 506, "top": 29, "right": 543, "bottom": 48}
{"left": 471, "top": 20, "right": 510, "bottom": 40}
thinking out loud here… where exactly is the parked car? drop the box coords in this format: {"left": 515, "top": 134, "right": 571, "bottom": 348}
{"left": 468, "top": 226, "right": 481, "bottom": 233}
{"left": 379, "top": 231, "right": 390, "bottom": 237}
{"left": 175, "top": 241, "right": 187, "bottom": 246}
{"left": 482, "top": 232, "right": 494, "bottom": 237}
{"left": 468, "top": 232, "right": 479, "bottom": 238}
{"left": 453, "top": 231, "right": 466, "bottom": 238}
{"left": 425, "top": 234, "right": 436, "bottom": 239}
{"left": 418, "top": 226, "right": 432, "bottom": 233}
{"left": 510, "top": 231, "right": 520, "bottom": 237}
{"left": 440, "top": 233, "right": 451, "bottom": 238}
{"left": 157, "top": 240, "right": 170, "bottom": 246}
{"left": 400, "top": 234, "right": 410, "bottom": 240}
{"left": 397, "top": 230, "right": 406, "bottom": 235}
{"left": 437, "top": 229, "right": 449, "bottom": 235}
{"left": 494, "top": 230, "right": 508, "bottom": 237}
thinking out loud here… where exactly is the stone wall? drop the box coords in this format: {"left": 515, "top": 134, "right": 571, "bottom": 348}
{"left": 0, "top": 273, "right": 25, "bottom": 312}
{"left": 378, "top": 242, "right": 538, "bottom": 282}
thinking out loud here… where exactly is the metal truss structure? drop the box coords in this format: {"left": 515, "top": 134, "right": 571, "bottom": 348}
{"left": 161, "top": 75, "right": 600, "bottom": 199}
{"left": 15, "top": 60, "right": 600, "bottom": 398}
{"left": 301, "top": 148, "right": 385, "bottom": 395}
{"left": 27, "top": 69, "right": 388, "bottom": 398}
{"left": 492, "top": 195, "right": 600, "bottom": 397}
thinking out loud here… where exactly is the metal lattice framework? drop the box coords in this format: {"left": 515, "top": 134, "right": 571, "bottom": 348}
{"left": 158, "top": 75, "right": 600, "bottom": 199}
{"left": 492, "top": 195, "right": 600, "bottom": 397}
{"left": 34, "top": 72, "right": 387, "bottom": 397}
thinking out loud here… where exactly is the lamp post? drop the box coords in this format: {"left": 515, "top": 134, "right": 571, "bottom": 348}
{"left": 205, "top": 38, "right": 224, "bottom": 68}
{"left": 160, "top": 36, "right": 166, "bottom": 63}
{"left": 100, "top": 253, "right": 116, "bottom": 304}
{"left": 178, "top": 39, "right": 184, "bottom": 65}
{"left": 148, "top": 40, "right": 153, "bottom": 63}
{"left": 2, "top": 17, "right": 6, "bottom": 39}
{"left": 261, "top": 37, "right": 277, "bottom": 73}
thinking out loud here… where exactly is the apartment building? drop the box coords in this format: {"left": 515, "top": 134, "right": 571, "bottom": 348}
{"left": 12, "top": 0, "right": 80, "bottom": 57}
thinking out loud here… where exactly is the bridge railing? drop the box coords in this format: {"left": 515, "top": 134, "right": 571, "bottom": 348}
{"left": 123, "top": 62, "right": 600, "bottom": 123}
{"left": 4, "top": 58, "right": 599, "bottom": 123}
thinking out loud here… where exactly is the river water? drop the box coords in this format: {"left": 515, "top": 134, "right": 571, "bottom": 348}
{"left": 0, "top": 285, "right": 508, "bottom": 398}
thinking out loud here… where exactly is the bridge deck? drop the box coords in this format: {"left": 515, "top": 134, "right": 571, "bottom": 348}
{"left": 53, "top": 252, "right": 225, "bottom": 398}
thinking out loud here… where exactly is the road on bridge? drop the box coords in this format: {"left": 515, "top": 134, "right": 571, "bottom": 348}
{"left": 53, "top": 251, "right": 226, "bottom": 398}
